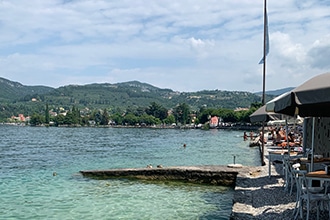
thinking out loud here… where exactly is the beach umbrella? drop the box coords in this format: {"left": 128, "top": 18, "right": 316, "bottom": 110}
{"left": 250, "top": 105, "right": 281, "bottom": 123}
{"left": 271, "top": 72, "right": 330, "bottom": 171}
{"left": 266, "top": 93, "right": 302, "bottom": 157}
{"left": 265, "top": 92, "right": 291, "bottom": 113}
{"left": 273, "top": 72, "right": 330, "bottom": 117}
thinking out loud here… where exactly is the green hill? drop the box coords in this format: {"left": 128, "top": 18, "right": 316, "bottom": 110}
{"left": 0, "top": 77, "right": 276, "bottom": 120}
{"left": 0, "top": 77, "right": 54, "bottom": 102}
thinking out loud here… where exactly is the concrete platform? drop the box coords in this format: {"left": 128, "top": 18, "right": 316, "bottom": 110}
{"left": 80, "top": 165, "right": 250, "bottom": 186}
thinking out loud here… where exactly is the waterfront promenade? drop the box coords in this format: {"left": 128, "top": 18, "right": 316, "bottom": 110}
{"left": 230, "top": 155, "right": 297, "bottom": 219}
{"left": 230, "top": 151, "right": 330, "bottom": 219}
{"left": 80, "top": 159, "right": 299, "bottom": 219}
{"left": 80, "top": 149, "right": 328, "bottom": 219}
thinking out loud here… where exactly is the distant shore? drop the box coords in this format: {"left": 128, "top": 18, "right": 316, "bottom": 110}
{"left": 0, "top": 122, "right": 260, "bottom": 131}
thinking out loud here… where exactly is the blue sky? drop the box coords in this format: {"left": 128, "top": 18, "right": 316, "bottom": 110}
{"left": 0, "top": 0, "right": 329, "bottom": 92}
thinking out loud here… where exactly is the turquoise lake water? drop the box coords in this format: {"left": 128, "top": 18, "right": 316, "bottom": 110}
{"left": 0, "top": 125, "right": 260, "bottom": 220}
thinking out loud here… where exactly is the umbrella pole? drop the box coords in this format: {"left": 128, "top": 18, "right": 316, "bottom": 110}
{"left": 260, "top": 0, "right": 267, "bottom": 167}
{"left": 310, "top": 117, "right": 315, "bottom": 171}
{"left": 285, "top": 118, "right": 290, "bottom": 156}
{"left": 261, "top": 121, "right": 265, "bottom": 166}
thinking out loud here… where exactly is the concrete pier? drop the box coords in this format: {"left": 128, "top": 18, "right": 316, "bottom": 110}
{"left": 80, "top": 165, "right": 251, "bottom": 187}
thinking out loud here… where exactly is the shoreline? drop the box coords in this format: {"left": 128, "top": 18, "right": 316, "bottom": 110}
{"left": 79, "top": 159, "right": 293, "bottom": 219}
{"left": 0, "top": 122, "right": 260, "bottom": 131}
{"left": 79, "top": 149, "right": 328, "bottom": 219}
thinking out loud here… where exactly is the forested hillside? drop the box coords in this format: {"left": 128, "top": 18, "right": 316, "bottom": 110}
{"left": 0, "top": 77, "right": 275, "bottom": 121}
{"left": 0, "top": 77, "right": 54, "bottom": 102}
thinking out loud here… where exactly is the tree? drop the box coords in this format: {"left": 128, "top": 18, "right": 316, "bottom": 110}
{"left": 81, "top": 115, "right": 90, "bottom": 125}
{"left": 71, "top": 106, "right": 81, "bottom": 125}
{"left": 30, "top": 113, "right": 44, "bottom": 126}
{"left": 123, "top": 113, "right": 138, "bottom": 125}
{"left": 54, "top": 114, "right": 65, "bottom": 126}
{"left": 45, "top": 104, "right": 50, "bottom": 124}
{"left": 93, "top": 111, "right": 102, "bottom": 125}
{"left": 100, "top": 108, "right": 109, "bottom": 125}
{"left": 173, "top": 103, "right": 191, "bottom": 125}
{"left": 197, "top": 107, "right": 216, "bottom": 124}
{"left": 110, "top": 113, "right": 123, "bottom": 125}
{"left": 163, "top": 114, "right": 176, "bottom": 125}
{"left": 240, "top": 108, "right": 257, "bottom": 123}
{"left": 139, "top": 113, "right": 161, "bottom": 125}
{"left": 250, "top": 102, "right": 263, "bottom": 109}
{"left": 220, "top": 109, "right": 238, "bottom": 122}
{"left": 146, "top": 102, "right": 168, "bottom": 121}
{"left": 64, "top": 111, "right": 74, "bottom": 125}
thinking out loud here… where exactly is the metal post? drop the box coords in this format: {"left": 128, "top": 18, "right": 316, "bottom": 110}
{"left": 261, "top": 0, "right": 267, "bottom": 166}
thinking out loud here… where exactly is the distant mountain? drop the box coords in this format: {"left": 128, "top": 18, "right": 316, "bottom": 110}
{"left": 50, "top": 81, "right": 272, "bottom": 110}
{"left": 254, "top": 87, "right": 295, "bottom": 96}
{"left": 47, "top": 80, "right": 178, "bottom": 110}
{"left": 0, "top": 77, "right": 55, "bottom": 102}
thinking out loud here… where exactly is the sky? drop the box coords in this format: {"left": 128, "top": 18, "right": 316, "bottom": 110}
{"left": 0, "top": 0, "right": 329, "bottom": 93}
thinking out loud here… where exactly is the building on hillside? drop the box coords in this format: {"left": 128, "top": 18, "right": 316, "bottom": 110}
{"left": 234, "top": 107, "right": 249, "bottom": 111}
{"left": 18, "top": 114, "right": 25, "bottom": 121}
{"left": 209, "top": 116, "right": 219, "bottom": 128}
{"left": 49, "top": 111, "right": 57, "bottom": 117}
{"left": 11, "top": 114, "right": 26, "bottom": 122}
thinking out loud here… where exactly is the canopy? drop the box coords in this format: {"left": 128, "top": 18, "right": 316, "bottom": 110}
{"left": 249, "top": 105, "right": 281, "bottom": 123}
{"left": 265, "top": 92, "right": 291, "bottom": 113}
{"left": 272, "top": 72, "right": 330, "bottom": 117}
{"left": 269, "top": 72, "right": 330, "bottom": 171}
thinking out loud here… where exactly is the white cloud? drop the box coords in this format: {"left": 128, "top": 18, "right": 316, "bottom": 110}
{"left": 0, "top": 0, "right": 329, "bottom": 92}
{"left": 271, "top": 32, "right": 307, "bottom": 64}
{"left": 308, "top": 36, "right": 330, "bottom": 69}
{"left": 187, "top": 37, "right": 215, "bottom": 60}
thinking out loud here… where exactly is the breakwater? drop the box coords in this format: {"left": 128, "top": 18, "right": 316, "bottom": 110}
{"left": 80, "top": 165, "right": 252, "bottom": 187}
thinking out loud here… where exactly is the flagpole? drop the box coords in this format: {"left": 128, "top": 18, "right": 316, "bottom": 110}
{"left": 262, "top": 0, "right": 267, "bottom": 105}
{"left": 261, "top": 0, "right": 267, "bottom": 166}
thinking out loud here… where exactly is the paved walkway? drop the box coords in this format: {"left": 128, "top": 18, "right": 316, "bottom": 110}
{"left": 230, "top": 150, "right": 329, "bottom": 220}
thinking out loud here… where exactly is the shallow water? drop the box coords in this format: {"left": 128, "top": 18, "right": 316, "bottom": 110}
{"left": 0, "top": 126, "right": 259, "bottom": 219}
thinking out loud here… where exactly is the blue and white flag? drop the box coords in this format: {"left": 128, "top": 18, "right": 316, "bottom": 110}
{"left": 259, "top": 7, "right": 269, "bottom": 64}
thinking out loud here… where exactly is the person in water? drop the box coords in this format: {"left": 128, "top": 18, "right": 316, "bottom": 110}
{"left": 243, "top": 132, "right": 248, "bottom": 141}
{"left": 250, "top": 131, "right": 254, "bottom": 140}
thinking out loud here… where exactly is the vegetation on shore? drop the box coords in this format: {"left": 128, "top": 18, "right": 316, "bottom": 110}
{"left": 21, "top": 101, "right": 262, "bottom": 128}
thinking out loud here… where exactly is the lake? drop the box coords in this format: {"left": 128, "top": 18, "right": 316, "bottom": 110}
{"left": 0, "top": 125, "right": 260, "bottom": 219}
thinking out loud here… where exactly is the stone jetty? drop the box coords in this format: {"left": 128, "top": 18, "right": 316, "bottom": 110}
{"left": 81, "top": 158, "right": 327, "bottom": 219}
{"left": 80, "top": 165, "right": 253, "bottom": 186}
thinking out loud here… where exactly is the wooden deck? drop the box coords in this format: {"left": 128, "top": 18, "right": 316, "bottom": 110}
{"left": 80, "top": 165, "right": 250, "bottom": 186}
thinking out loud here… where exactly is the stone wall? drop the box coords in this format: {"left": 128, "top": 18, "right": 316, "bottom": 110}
{"left": 80, "top": 166, "right": 242, "bottom": 187}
